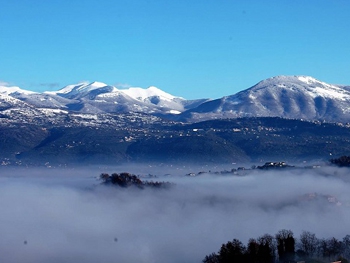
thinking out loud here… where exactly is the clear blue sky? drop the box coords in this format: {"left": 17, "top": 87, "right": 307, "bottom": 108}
{"left": 1, "top": 0, "right": 349, "bottom": 99}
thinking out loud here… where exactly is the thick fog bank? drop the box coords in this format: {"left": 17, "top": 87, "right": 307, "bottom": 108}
{"left": 0, "top": 166, "right": 350, "bottom": 263}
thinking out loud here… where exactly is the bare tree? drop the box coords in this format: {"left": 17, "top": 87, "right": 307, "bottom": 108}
{"left": 343, "top": 235, "right": 350, "bottom": 260}
{"left": 298, "top": 231, "right": 318, "bottom": 258}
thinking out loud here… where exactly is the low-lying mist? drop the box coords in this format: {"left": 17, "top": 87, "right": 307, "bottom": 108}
{"left": 0, "top": 164, "right": 349, "bottom": 263}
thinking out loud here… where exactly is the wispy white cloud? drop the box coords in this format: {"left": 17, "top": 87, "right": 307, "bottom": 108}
{"left": 114, "top": 83, "right": 132, "bottom": 89}
{"left": 0, "top": 80, "right": 11, "bottom": 86}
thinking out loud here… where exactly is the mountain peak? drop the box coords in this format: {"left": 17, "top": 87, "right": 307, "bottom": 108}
{"left": 120, "top": 86, "right": 180, "bottom": 102}
{"left": 259, "top": 75, "right": 328, "bottom": 87}
{"left": 147, "top": 86, "right": 162, "bottom": 92}
{"left": 87, "top": 81, "right": 108, "bottom": 88}
{"left": 260, "top": 75, "right": 318, "bottom": 84}
{"left": 52, "top": 81, "right": 111, "bottom": 98}
{"left": 179, "top": 75, "right": 350, "bottom": 123}
{"left": 250, "top": 75, "right": 347, "bottom": 100}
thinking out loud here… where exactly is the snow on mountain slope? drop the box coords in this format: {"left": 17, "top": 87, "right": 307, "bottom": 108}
{"left": 0, "top": 86, "right": 38, "bottom": 110}
{"left": 0, "top": 80, "right": 204, "bottom": 115}
{"left": 0, "top": 93, "right": 27, "bottom": 108}
{"left": 50, "top": 82, "right": 194, "bottom": 114}
{"left": 179, "top": 76, "right": 350, "bottom": 122}
{"left": 121, "top": 86, "right": 178, "bottom": 101}
{"left": 0, "top": 84, "right": 36, "bottom": 96}
{"left": 118, "top": 86, "right": 188, "bottom": 112}
{"left": 56, "top": 81, "right": 108, "bottom": 94}
{"left": 2, "top": 76, "right": 350, "bottom": 123}
{"left": 49, "top": 81, "right": 118, "bottom": 99}
{"left": 0, "top": 84, "right": 76, "bottom": 110}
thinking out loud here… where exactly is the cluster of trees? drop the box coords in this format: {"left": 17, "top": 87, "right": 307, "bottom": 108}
{"left": 330, "top": 156, "right": 350, "bottom": 167}
{"left": 203, "top": 230, "right": 350, "bottom": 263}
{"left": 99, "top": 172, "right": 173, "bottom": 188}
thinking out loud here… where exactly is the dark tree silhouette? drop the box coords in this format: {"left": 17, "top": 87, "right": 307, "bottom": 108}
{"left": 327, "top": 237, "right": 343, "bottom": 261}
{"left": 246, "top": 238, "right": 259, "bottom": 263}
{"left": 218, "top": 239, "right": 246, "bottom": 263}
{"left": 343, "top": 235, "right": 350, "bottom": 260}
{"left": 257, "top": 234, "right": 275, "bottom": 263}
{"left": 330, "top": 155, "right": 350, "bottom": 167}
{"left": 202, "top": 230, "right": 350, "bottom": 263}
{"left": 319, "top": 238, "right": 329, "bottom": 259}
{"left": 99, "top": 172, "right": 173, "bottom": 188}
{"left": 202, "top": 252, "right": 220, "bottom": 263}
{"left": 276, "top": 229, "right": 295, "bottom": 263}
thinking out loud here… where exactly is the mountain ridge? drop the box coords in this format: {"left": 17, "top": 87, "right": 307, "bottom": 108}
{"left": 1, "top": 75, "right": 350, "bottom": 123}
{"left": 175, "top": 75, "right": 350, "bottom": 122}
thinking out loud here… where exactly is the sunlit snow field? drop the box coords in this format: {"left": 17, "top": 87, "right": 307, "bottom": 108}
{"left": 1, "top": 164, "right": 350, "bottom": 263}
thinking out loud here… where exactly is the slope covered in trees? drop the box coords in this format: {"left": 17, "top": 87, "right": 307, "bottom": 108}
{"left": 99, "top": 172, "right": 173, "bottom": 189}
{"left": 330, "top": 156, "right": 350, "bottom": 167}
{"left": 3, "top": 117, "right": 350, "bottom": 166}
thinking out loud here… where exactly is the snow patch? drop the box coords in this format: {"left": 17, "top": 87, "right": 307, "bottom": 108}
{"left": 71, "top": 113, "right": 98, "bottom": 120}
{"left": 167, "top": 110, "right": 181, "bottom": 114}
{"left": 38, "top": 108, "right": 68, "bottom": 114}
{"left": 297, "top": 76, "right": 317, "bottom": 84}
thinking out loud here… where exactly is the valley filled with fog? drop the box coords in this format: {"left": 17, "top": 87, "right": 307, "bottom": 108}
{"left": 1, "top": 164, "right": 350, "bottom": 263}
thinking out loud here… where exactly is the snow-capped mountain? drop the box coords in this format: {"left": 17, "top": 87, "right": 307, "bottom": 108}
{"left": 120, "top": 86, "right": 183, "bottom": 113}
{"left": 0, "top": 84, "right": 37, "bottom": 110}
{"left": 0, "top": 81, "right": 204, "bottom": 117}
{"left": 45, "top": 81, "right": 203, "bottom": 114}
{"left": 0, "top": 83, "right": 36, "bottom": 96}
{"left": 1, "top": 76, "right": 350, "bottom": 124}
{"left": 178, "top": 76, "right": 350, "bottom": 123}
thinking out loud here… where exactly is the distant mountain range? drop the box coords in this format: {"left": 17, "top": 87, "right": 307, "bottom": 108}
{"left": 1, "top": 76, "right": 350, "bottom": 166}
{"left": 0, "top": 80, "right": 208, "bottom": 118}
{"left": 1, "top": 76, "right": 350, "bottom": 123}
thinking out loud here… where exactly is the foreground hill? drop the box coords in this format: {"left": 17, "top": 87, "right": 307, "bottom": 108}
{"left": 2, "top": 116, "right": 350, "bottom": 166}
